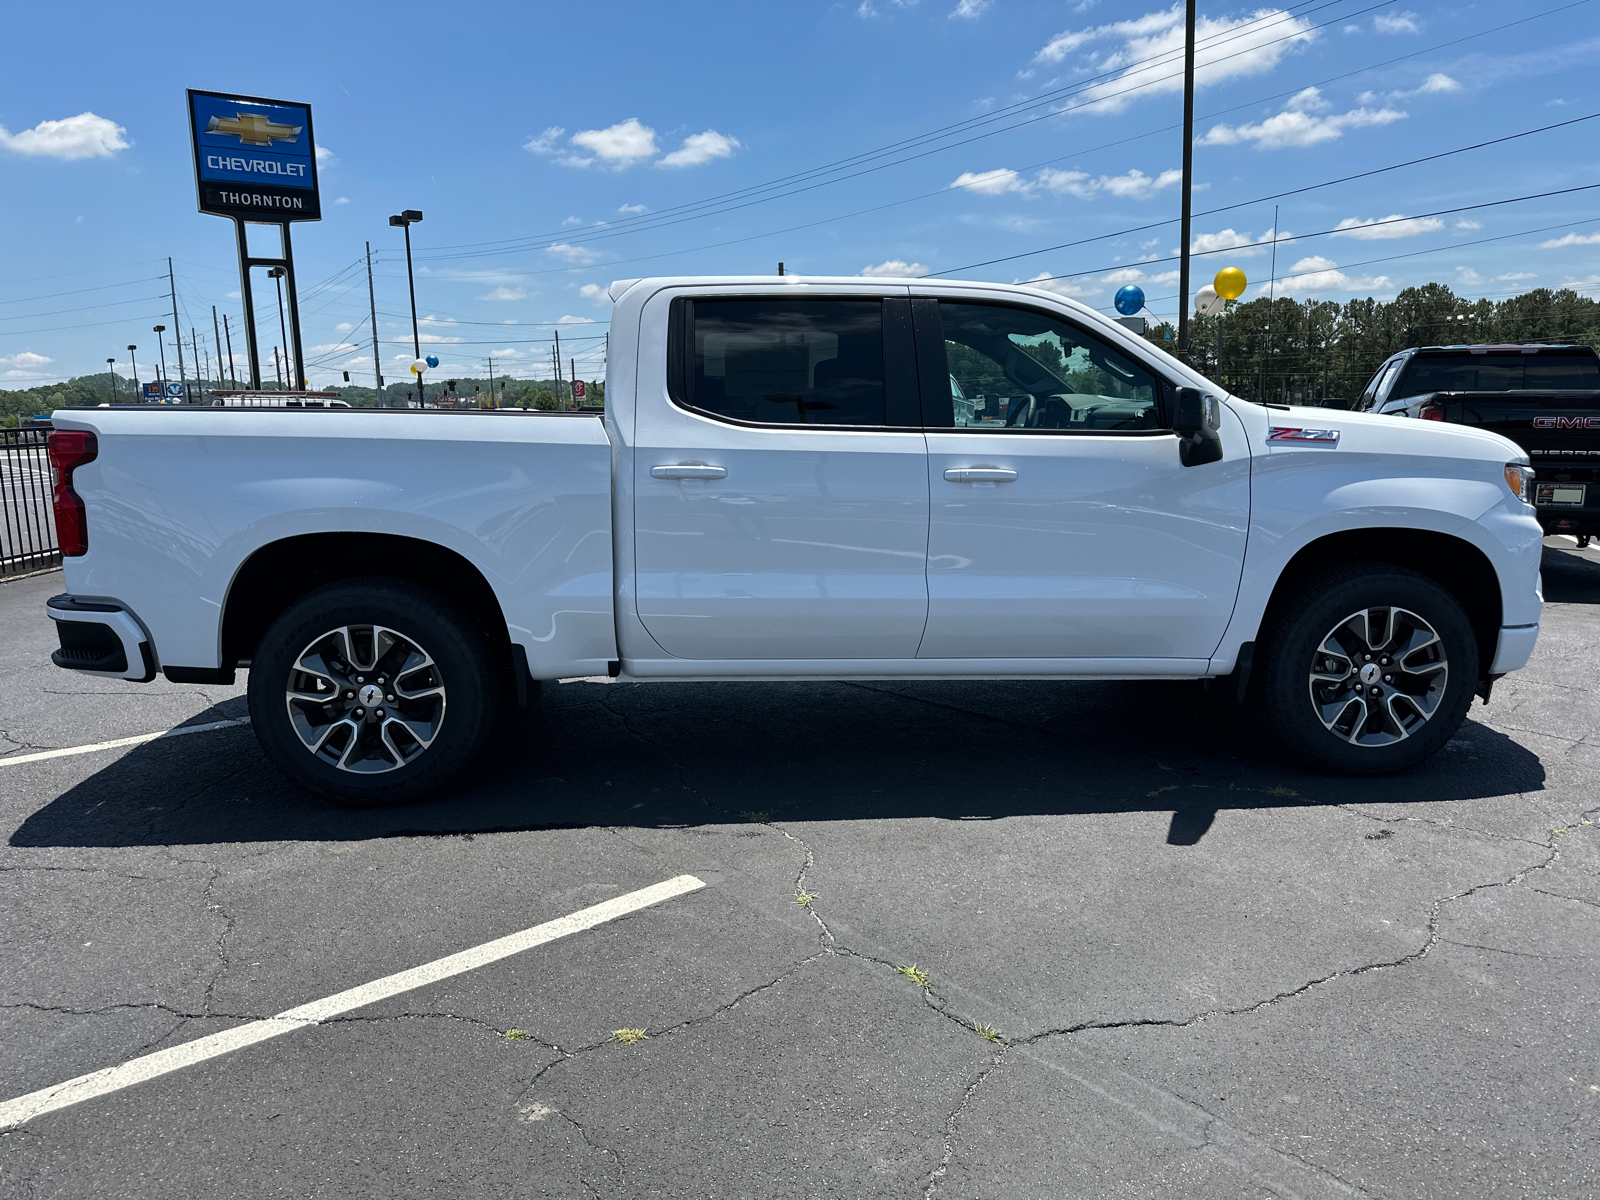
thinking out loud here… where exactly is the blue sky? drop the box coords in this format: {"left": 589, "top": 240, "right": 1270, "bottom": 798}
{"left": 2, "top": 0, "right": 1598, "bottom": 390}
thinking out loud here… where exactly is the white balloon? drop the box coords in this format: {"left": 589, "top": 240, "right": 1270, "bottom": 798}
{"left": 1194, "top": 284, "right": 1225, "bottom": 317}
{"left": 410, "top": 358, "right": 428, "bottom": 376}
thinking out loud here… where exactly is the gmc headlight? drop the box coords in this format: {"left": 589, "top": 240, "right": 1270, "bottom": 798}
{"left": 1504, "top": 463, "right": 1534, "bottom": 504}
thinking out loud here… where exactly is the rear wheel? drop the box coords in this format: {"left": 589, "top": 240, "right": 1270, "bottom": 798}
{"left": 248, "top": 578, "right": 501, "bottom": 804}
{"left": 1254, "top": 563, "right": 1478, "bottom": 775}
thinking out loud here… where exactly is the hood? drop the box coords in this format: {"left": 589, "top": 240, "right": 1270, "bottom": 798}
{"left": 1223, "top": 397, "right": 1527, "bottom": 464}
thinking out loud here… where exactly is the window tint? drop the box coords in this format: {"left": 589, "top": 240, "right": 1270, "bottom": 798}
{"left": 1395, "top": 354, "right": 1525, "bottom": 397}
{"left": 934, "top": 302, "right": 1160, "bottom": 431}
{"left": 688, "top": 299, "right": 886, "bottom": 426}
{"left": 1526, "top": 354, "right": 1600, "bottom": 389}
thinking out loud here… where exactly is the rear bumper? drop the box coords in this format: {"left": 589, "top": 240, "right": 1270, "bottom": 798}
{"left": 45, "top": 594, "right": 156, "bottom": 682}
{"left": 1488, "top": 623, "right": 1539, "bottom": 674}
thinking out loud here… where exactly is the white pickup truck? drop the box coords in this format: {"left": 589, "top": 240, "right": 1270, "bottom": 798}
{"left": 45, "top": 276, "right": 1544, "bottom": 802}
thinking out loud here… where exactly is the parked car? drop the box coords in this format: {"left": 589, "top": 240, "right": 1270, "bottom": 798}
{"left": 1361, "top": 342, "right": 1600, "bottom": 544}
{"left": 45, "top": 276, "right": 1543, "bottom": 801}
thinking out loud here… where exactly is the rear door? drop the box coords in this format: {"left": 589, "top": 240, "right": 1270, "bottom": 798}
{"left": 914, "top": 296, "right": 1250, "bottom": 662}
{"left": 632, "top": 294, "right": 929, "bottom": 660}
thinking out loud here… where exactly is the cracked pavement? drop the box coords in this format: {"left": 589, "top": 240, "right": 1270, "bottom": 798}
{"left": 1, "top": 544, "right": 1598, "bottom": 1198}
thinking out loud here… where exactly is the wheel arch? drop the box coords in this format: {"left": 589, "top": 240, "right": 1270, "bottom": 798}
{"left": 220, "top": 532, "right": 510, "bottom": 669}
{"left": 1261, "top": 528, "right": 1502, "bottom": 676}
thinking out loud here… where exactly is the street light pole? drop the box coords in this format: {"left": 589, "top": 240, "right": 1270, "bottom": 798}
{"left": 388, "top": 210, "right": 424, "bottom": 361}
{"left": 153, "top": 325, "right": 169, "bottom": 392}
{"left": 106, "top": 358, "right": 117, "bottom": 403}
{"left": 128, "top": 345, "right": 140, "bottom": 397}
{"left": 267, "top": 267, "right": 292, "bottom": 391}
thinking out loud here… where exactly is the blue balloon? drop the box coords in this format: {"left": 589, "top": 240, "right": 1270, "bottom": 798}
{"left": 425, "top": 354, "right": 440, "bottom": 369}
{"left": 1113, "top": 285, "right": 1146, "bottom": 316}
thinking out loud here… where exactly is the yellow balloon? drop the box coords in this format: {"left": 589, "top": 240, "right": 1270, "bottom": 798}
{"left": 1213, "top": 266, "right": 1247, "bottom": 301}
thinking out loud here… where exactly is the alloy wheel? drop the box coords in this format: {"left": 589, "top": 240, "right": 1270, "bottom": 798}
{"left": 1307, "top": 606, "right": 1447, "bottom": 747}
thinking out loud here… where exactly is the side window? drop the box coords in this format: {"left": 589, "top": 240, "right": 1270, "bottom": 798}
{"left": 1526, "top": 354, "right": 1600, "bottom": 389}
{"left": 684, "top": 299, "right": 886, "bottom": 426}
{"left": 1360, "top": 359, "right": 1403, "bottom": 410}
{"left": 934, "top": 302, "right": 1161, "bottom": 431}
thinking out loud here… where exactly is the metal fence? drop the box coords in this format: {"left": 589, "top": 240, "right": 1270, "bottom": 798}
{"left": 0, "top": 429, "right": 59, "bottom": 577}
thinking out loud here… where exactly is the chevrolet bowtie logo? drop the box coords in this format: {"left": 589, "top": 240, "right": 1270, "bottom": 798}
{"left": 206, "top": 111, "right": 302, "bottom": 147}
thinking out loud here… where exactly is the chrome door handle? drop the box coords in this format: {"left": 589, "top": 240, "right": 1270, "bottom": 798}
{"left": 944, "top": 467, "right": 1017, "bottom": 482}
{"left": 651, "top": 465, "right": 727, "bottom": 480}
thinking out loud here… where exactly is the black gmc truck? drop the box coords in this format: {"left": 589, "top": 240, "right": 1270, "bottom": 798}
{"left": 1360, "top": 343, "right": 1600, "bottom": 544}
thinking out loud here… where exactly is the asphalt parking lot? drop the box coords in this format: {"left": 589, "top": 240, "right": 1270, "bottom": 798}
{"left": 1, "top": 544, "right": 1597, "bottom": 1199}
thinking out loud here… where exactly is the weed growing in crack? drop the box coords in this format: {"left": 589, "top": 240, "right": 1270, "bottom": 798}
{"left": 1147, "top": 785, "right": 1178, "bottom": 798}
{"left": 796, "top": 890, "right": 817, "bottom": 907}
{"left": 739, "top": 811, "right": 772, "bottom": 824}
{"left": 610, "top": 1028, "right": 649, "bottom": 1045}
{"left": 973, "top": 1023, "right": 1002, "bottom": 1043}
{"left": 897, "top": 964, "right": 931, "bottom": 988}
{"left": 1267, "top": 785, "right": 1299, "bottom": 797}
{"left": 504, "top": 1029, "right": 530, "bottom": 1040}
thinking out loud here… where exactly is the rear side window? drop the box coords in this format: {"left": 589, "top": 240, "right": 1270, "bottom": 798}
{"left": 684, "top": 299, "right": 886, "bottom": 426}
{"left": 1394, "top": 354, "right": 1525, "bottom": 397}
{"left": 1526, "top": 354, "right": 1600, "bottom": 389}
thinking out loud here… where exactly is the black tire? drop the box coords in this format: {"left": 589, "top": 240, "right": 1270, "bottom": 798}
{"left": 1253, "top": 562, "right": 1478, "bottom": 775}
{"left": 248, "top": 577, "right": 501, "bottom": 805}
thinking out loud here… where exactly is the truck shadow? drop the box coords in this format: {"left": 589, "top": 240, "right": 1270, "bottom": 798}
{"left": 1542, "top": 541, "right": 1600, "bottom": 604}
{"left": 10, "top": 674, "right": 1546, "bottom": 850}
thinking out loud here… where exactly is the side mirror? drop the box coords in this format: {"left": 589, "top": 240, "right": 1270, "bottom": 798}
{"left": 1172, "top": 386, "right": 1223, "bottom": 467}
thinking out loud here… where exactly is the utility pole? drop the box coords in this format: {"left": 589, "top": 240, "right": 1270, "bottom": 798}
{"left": 168, "top": 258, "right": 190, "bottom": 403}
{"left": 272, "top": 346, "right": 283, "bottom": 389}
{"left": 366, "top": 241, "right": 385, "bottom": 403}
{"left": 267, "top": 267, "right": 292, "bottom": 390}
{"left": 553, "top": 329, "right": 563, "bottom": 408}
{"left": 223, "top": 314, "right": 236, "bottom": 389}
{"left": 570, "top": 356, "right": 578, "bottom": 407}
{"left": 211, "top": 306, "right": 224, "bottom": 392}
{"left": 487, "top": 355, "right": 496, "bottom": 408}
{"left": 1176, "top": 0, "right": 1197, "bottom": 360}
{"left": 191, "top": 327, "right": 202, "bottom": 402}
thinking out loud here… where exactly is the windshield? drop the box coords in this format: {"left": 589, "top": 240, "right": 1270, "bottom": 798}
{"left": 1394, "top": 351, "right": 1600, "bottom": 398}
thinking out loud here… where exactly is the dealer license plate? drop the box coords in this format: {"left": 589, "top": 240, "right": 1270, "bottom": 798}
{"left": 1536, "top": 482, "right": 1587, "bottom": 507}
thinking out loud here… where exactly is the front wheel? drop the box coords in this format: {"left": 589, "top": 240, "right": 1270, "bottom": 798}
{"left": 248, "top": 578, "right": 501, "bottom": 804}
{"left": 1253, "top": 563, "right": 1479, "bottom": 775}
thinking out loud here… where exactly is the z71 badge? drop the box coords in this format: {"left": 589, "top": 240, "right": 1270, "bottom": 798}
{"left": 1267, "top": 426, "right": 1340, "bottom": 445}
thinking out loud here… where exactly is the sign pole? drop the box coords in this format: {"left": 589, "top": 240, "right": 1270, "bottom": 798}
{"left": 168, "top": 259, "right": 191, "bottom": 402}
{"left": 232, "top": 219, "right": 262, "bottom": 388}
{"left": 280, "top": 222, "right": 307, "bottom": 389}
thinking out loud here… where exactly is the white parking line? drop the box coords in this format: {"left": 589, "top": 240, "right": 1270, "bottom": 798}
{"left": 0, "top": 718, "right": 251, "bottom": 768}
{"left": 0, "top": 874, "right": 705, "bottom": 1130}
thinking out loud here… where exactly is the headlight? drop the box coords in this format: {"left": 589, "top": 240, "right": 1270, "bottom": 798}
{"left": 1504, "top": 463, "right": 1534, "bottom": 503}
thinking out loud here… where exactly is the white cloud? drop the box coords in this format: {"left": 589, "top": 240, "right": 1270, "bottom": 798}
{"left": 417, "top": 333, "right": 465, "bottom": 344}
{"left": 951, "top": 167, "right": 1029, "bottom": 194}
{"left": 1034, "top": 7, "right": 1318, "bottom": 115}
{"left": 480, "top": 286, "right": 528, "bottom": 301}
{"left": 419, "top": 315, "right": 457, "bottom": 327}
{"left": 0, "top": 112, "right": 129, "bottom": 159}
{"left": 315, "top": 145, "right": 336, "bottom": 167}
{"left": 335, "top": 322, "right": 355, "bottom": 332}
{"left": 859, "top": 260, "right": 931, "bottom": 277}
{"left": 658, "top": 129, "right": 740, "bottom": 168}
{"left": 1096, "top": 167, "right": 1183, "bottom": 198}
{"left": 618, "top": 203, "right": 649, "bottom": 214}
{"left": 579, "top": 283, "right": 611, "bottom": 305}
{"left": 1188, "top": 227, "right": 1280, "bottom": 257}
{"left": 1539, "top": 231, "right": 1600, "bottom": 248}
{"left": 568, "top": 118, "right": 658, "bottom": 169}
{"left": 0, "top": 352, "right": 52, "bottom": 368}
{"left": 546, "top": 242, "right": 603, "bottom": 264}
{"left": 523, "top": 127, "right": 565, "bottom": 155}
{"left": 1018, "top": 271, "right": 1093, "bottom": 298}
{"left": 1454, "top": 218, "right": 1482, "bottom": 231}
{"left": 1496, "top": 271, "right": 1536, "bottom": 281}
{"left": 1269, "top": 259, "right": 1394, "bottom": 295}
{"left": 950, "top": 0, "right": 991, "bottom": 16}
{"left": 1373, "top": 10, "right": 1421, "bottom": 34}
{"left": 1101, "top": 267, "right": 1147, "bottom": 285}
{"left": 308, "top": 342, "right": 357, "bottom": 355}
{"left": 1332, "top": 214, "right": 1445, "bottom": 240}
{"left": 1415, "top": 72, "right": 1458, "bottom": 93}
{"left": 1456, "top": 266, "right": 1483, "bottom": 286}
{"left": 1200, "top": 92, "right": 1406, "bottom": 149}
{"left": 334, "top": 196, "right": 350, "bottom": 205}
{"left": 556, "top": 315, "right": 595, "bottom": 325}
{"left": 561, "top": 216, "right": 583, "bottom": 227}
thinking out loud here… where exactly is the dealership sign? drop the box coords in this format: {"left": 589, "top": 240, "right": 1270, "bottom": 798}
{"left": 188, "top": 90, "right": 320, "bottom": 221}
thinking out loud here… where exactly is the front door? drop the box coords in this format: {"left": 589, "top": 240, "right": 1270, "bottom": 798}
{"left": 915, "top": 297, "right": 1250, "bottom": 661}
{"left": 633, "top": 295, "right": 929, "bottom": 660}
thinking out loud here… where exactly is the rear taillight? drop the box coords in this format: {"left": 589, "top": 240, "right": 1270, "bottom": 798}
{"left": 1418, "top": 403, "right": 1445, "bottom": 421}
{"left": 47, "top": 430, "right": 97, "bottom": 556}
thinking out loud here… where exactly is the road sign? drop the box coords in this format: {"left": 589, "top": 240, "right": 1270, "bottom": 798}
{"left": 188, "top": 90, "right": 320, "bottom": 222}
{"left": 573, "top": 380, "right": 586, "bottom": 400}
{"left": 163, "top": 381, "right": 185, "bottom": 400}
{"left": 142, "top": 382, "right": 162, "bottom": 401}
